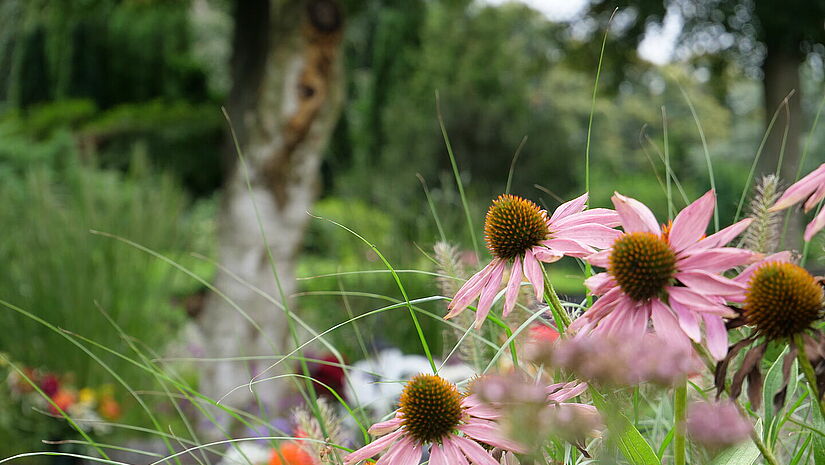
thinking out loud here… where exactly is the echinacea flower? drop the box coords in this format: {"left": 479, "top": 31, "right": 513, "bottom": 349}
{"left": 573, "top": 190, "right": 756, "bottom": 360}
{"left": 343, "top": 374, "right": 524, "bottom": 465}
{"left": 716, "top": 255, "right": 824, "bottom": 409}
{"left": 447, "top": 193, "right": 620, "bottom": 328}
{"left": 686, "top": 400, "right": 751, "bottom": 451}
{"left": 769, "top": 163, "right": 825, "bottom": 241}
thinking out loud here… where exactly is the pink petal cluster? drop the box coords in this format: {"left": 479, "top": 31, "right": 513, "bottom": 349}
{"left": 686, "top": 400, "right": 752, "bottom": 450}
{"left": 769, "top": 163, "right": 825, "bottom": 241}
{"left": 573, "top": 190, "right": 756, "bottom": 360}
{"left": 538, "top": 331, "right": 702, "bottom": 387}
{"left": 447, "top": 193, "right": 620, "bottom": 328}
{"left": 343, "top": 392, "right": 523, "bottom": 465}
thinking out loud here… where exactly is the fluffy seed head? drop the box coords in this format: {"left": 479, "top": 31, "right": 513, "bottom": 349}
{"left": 744, "top": 262, "right": 823, "bottom": 340}
{"left": 608, "top": 232, "right": 677, "bottom": 301}
{"left": 484, "top": 195, "right": 548, "bottom": 260}
{"left": 398, "top": 374, "right": 464, "bottom": 444}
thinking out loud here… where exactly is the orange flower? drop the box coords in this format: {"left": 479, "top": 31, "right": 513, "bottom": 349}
{"left": 98, "top": 395, "right": 121, "bottom": 421}
{"left": 269, "top": 443, "right": 315, "bottom": 465}
{"left": 49, "top": 389, "right": 76, "bottom": 415}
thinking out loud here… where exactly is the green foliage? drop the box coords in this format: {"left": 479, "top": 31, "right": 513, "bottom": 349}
{"left": 0, "top": 158, "right": 193, "bottom": 389}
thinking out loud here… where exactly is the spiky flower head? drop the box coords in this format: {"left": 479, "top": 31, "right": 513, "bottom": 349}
{"left": 608, "top": 232, "right": 677, "bottom": 301}
{"left": 744, "top": 262, "right": 824, "bottom": 340}
{"left": 484, "top": 195, "right": 548, "bottom": 260}
{"left": 398, "top": 374, "right": 464, "bottom": 444}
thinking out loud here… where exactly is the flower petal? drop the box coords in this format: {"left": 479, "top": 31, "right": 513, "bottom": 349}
{"left": 531, "top": 246, "right": 564, "bottom": 263}
{"left": 550, "top": 192, "right": 589, "bottom": 222}
{"left": 552, "top": 223, "right": 623, "bottom": 249}
{"left": 473, "top": 260, "right": 507, "bottom": 328}
{"left": 669, "top": 190, "right": 715, "bottom": 252}
{"left": 686, "top": 218, "right": 753, "bottom": 251}
{"left": 343, "top": 429, "right": 403, "bottom": 465}
{"left": 585, "top": 272, "right": 615, "bottom": 295}
{"left": 669, "top": 299, "right": 701, "bottom": 342}
{"left": 552, "top": 208, "right": 621, "bottom": 229}
{"left": 368, "top": 415, "right": 403, "bottom": 435}
{"left": 770, "top": 163, "right": 825, "bottom": 211}
{"left": 459, "top": 421, "right": 526, "bottom": 453}
{"left": 585, "top": 249, "right": 611, "bottom": 268}
{"left": 668, "top": 286, "right": 736, "bottom": 316}
{"left": 464, "top": 394, "right": 501, "bottom": 419}
{"left": 612, "top": 192, "right": 661, "bottom": 234}
{"left": 676, "top": 269, "right": 746, "bottom": 296}
{"left": 678, "top": 247, "right": 757, "bottom": 273}
{"left": 503, "top": 256, "right": 522, "bottom": 317}
{"left": 522, "top": 249, "right": 544, "bottom": 300}
{"left": 442, "top": 438, "right": 470, "bottom": 465}
{"left": 733, "top": 251, "right": 794, "bottom": 284}
{"left": 375, "top": 436, "right": 422, "bottom": 465}
{"left": 446, "top": 260, "right": 498, "bottom": 318}
{"left": 542, "top": 238, "right": 595, "bottom": 258}
{"left": 452, "top": 435, "right": 500, "bottom": 465}
{"left": 703, "top": 314, "right": 728, "bottom": 361}
{"left": 804, "top": 207, "right": 825, "bottom": 241}
{"left": 429, "top": 443, "right": 449, "bottom": 465}
{"left": 650, "top": 299, "right": 690, "bottom": 349}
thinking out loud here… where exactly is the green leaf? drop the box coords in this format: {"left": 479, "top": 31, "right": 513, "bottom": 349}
{"left": 762, "top": 347, "right": 789, "bottom": 445}
{"left": 813, "top": 386, "right": 825, "bottom": 465}
{"left": 708, "top": 419, "right": 763, "bottom": 465}
{"left": 590, "top": 388, "right": 661, "bottom": 465}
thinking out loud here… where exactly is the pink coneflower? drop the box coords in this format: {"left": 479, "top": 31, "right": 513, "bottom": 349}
{"left": 446, "top": 193, "right": 620, "bottom": 328}
{"left": 769, "top": 163, "right": 825, "bottom": 241}
{"left": 573, "top": 190, "right": 756, "bottom": 360}
{"left": 343, "top": 374, "right": 523, "bottom": 465}
{"left": 686, "top": 400, "right": 752, "bottom": 451}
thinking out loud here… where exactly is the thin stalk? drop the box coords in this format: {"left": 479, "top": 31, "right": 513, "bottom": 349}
{"left": 673, "top": 382, "right": 687, "bottom": 465}
{"left": 795, "top": 334, "right": 825, "bottom": 418}
{"left": 541, "top": 265, "right": 571, "bottom": 332}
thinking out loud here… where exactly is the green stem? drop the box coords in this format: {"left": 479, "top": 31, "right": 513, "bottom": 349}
{"left": 540, "top": 265, "right": 571, "bottom": 332}
{"left": 673, "top": 383, "right": 687, "bottom": 465}
{"left": 795, "top": 334, "right": 825, "bottom": 418}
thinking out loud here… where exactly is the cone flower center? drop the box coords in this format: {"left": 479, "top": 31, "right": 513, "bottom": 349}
{"left": 484, "top": 194, "right": 548, "bottom": 260}
{"left": 399, "top": 374, "right": 464, "bottom": 444}
{"left": 744, "top": 262, "right": 823, "bottom": 340}
{"left": 609, "top": 232, "right": 677, "bottom": 302}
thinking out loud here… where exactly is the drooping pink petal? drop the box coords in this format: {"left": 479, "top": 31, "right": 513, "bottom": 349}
{"left": 675, "top": 269, "right": 746, "bottom": 295}
{"left": 677, "top": 247, "right": 757, "bottom": 273}
{"left": 581, "top": 287, "right": 623, "bottom": 321}
{"left": 531, "top": 246, "right": 564, "bottom": 263}
{"left": 442, "top": 438, "right": 470, "bottom": 465}
{"left": 367, "top": 415, "right": 403, "bottom": 435}
{"left": 451, "top": 435, "right": 500, "bottom": 465}
{"left": 650, "top": 299, "right": 691, "bottom": 349}
{"left": 585, "top": 249, "right": 611, "bottom": 268}
{"left": 611, "top": 192, "right": 661, "bottom": 234}
{"left": 375, "top": 436, "right": 421, "bottom": 465}
{"left": 804, "top": 207, "right": 825, "bottom": 241}
{"left": 503, "top": 256, "right": 522, "bottom": 317}
{"left": 669, "top": 299, "right": 701, "bottom": 342}
{"left": 429, "top": 443, "right": 449, "bottom": 465}
{"left": 669, "top": 190, "right": 715, "bottom": 252}
{"left": 550, "top": 192, "right": 589, "bottom": 222}
{"left": 687, "top": 218, "right": 753, "bottom": 251}
{"left": 585, "top": 272, "right": 616, "bottom": 295}
{"left": 343, "top": 429, "right": 404, "bottom": 465}
{"left": 551, "top": 223, "right": 623, "bottom": 249}
{"left": 459, "top": 421, "right": 527, "bottom": 453}
{"left": 703, "top": 313, "right": 728, "bottom": 361}
{"left": 667, "top": 286, "right": 736, "bottom": 316}
{"left": 622, "top": 300, "right": 650, "bottom": 338}
{"left": 522, "top": 249, "right": 544, "bottom": 300}
{"left": 464, "top": 395, "right": 501, "bottom": 419}
{"left": 542, "top": 238, "right": 595, "bottom": 258}
{"left": 803, "top": 182, "right": 825, "bottom": 212}
{"left": 770, "top": 163, "right": 825, "bottom": 211}
{"left": 547, "top": 381, "right": 588, "bottom": 402}
{"left": 552, "top": 208, "right": 621, "bottom": 229}
{"left": 473, "top": 260, "right": 507, "bottom": 328}
{"left": 446, "top": 260, "right": 499, "bottom": 317}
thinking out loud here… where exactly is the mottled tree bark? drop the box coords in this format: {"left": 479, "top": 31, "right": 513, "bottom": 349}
{"left": 197, "top": 0, "right": 344, "bottom": 434}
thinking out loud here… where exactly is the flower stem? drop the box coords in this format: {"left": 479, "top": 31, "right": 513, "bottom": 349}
{"left": 673, "top": 382, "right": 687, "bottom": 465}
{"left": 794, "top": 334, "right": 825, "bottom": 418}
{"left": 541, "top": 265, "right": 571, "bottom": 332}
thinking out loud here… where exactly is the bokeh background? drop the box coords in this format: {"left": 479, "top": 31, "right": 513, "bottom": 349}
{"left": 0, "top": 0, "right": 823, "bottom": 460}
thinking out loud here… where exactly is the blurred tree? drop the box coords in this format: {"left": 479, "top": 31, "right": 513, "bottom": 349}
{"left": 196, "top": 0, "right": 345, "bottom": 429}
{"left": 585, "top": 0, "right": 825, "bottom": 185}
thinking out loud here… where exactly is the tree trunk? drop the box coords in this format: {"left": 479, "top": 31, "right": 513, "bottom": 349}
{"left": 197, "top": 0, "right": 344, "bottom": 435}
{"left": 759, "top": 42, "right": 803, "bottom": 249}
